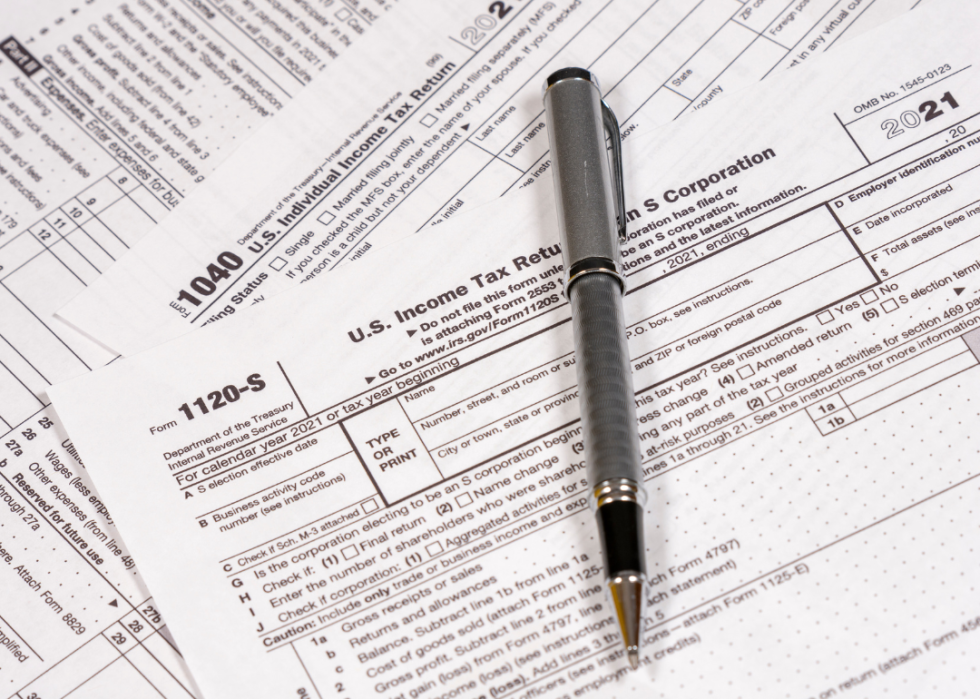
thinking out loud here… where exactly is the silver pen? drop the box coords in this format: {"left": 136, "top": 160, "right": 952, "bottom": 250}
{"left": 542, "top": 68, "right": 647, "bottom": 669}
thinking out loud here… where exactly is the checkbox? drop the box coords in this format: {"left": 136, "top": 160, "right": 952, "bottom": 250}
{"left": 269, "top": 256, "right": 287, "bottom": 271}
{"left": 317, "top": 209, "right": 337, "bottom": 226}
{"left": 816, "top": 310, "right": 834, "bottom": 325}
{"left": 455, "top": 492, "right": 473, "bottom": 507}
{"left": 341, "top": 545, "right": 359, "bottom": 560}
{"left": 860, "top": 289, "right": 879, "bottom": 304}
{"left": 881, "top": 298, "right": 899, "bottom": 313}
{"left": 420, "top": 113, "right": 438, "bottom": 128}
{"left": 736, "top": 364, "right": 755, "bottom": 379}
{"left": 425, "top": 541, "right": 444, "bottom": 556}
{"left": 335, "top": 8, "right": 351, "bottom": 20}
{"left": 765, "top": 386, "right": 784, "bottom": 401}
{"left": 362, "top": 498, "right": 379, "bottom": 514}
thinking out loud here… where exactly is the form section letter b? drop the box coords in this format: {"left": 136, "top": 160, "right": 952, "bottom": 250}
{"left": 344, "top": 400, "right": 441, "bottom": 502}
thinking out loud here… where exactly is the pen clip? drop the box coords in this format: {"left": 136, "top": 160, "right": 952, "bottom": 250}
{"left": 600, "top": 99, "right": 627, "bottom": 244}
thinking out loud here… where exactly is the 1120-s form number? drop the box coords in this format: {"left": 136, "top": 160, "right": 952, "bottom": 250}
{"left": 177, "top": 373, "right": 266, "bottom": 420}
{"left": 881, "top": 91, "right": 959, "bottom": 139}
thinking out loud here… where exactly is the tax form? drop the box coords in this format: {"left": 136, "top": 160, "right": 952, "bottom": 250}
{"left": 0, "top": 1, "right": 916, "bottom": 696}
{"left": 0, "top": 0, "right": 399, "bottom": 696}
{"left": 49, "top": 1, "right": 980, "bottom": 696}
{"left": 0, "top": 0, "right": 917, "bottom": 696}
{"left": 55, "top": 0, "right": 922, "bottom": 357}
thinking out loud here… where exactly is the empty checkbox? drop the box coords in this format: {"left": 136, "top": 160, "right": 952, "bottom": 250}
{"left": 362, "top": 498, "right": 379, "bottom": 513}
{"left": 765, "top": 387, "right": 784, "bottom": 401}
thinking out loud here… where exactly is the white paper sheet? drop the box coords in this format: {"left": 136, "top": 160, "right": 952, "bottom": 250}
{"left": 49, "top": 2, "right": 980, "bottom": 696}
{"left": 3, "top": 0, "right": 916, "bottom": 696}
{"left": 0, "top": 0, "right": 401, "bottom": 694}
{"left": 1, "top": 0, "right": 912, "bottom": 695}
{"left": 55, "top": 0, "right": 923, "bottom": 357}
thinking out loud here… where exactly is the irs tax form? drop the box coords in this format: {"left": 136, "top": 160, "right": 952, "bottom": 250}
{"left": 55, "top": 0, "right": 922, "bottom": 356}
{"left": 49, "top": 1, "right": 980, "bottom": 696}
{"left": 1, "top": 0, "right": 918, "bottom": 696}
{"left": 0, "top": 0, "right": 400, "bottom": 696}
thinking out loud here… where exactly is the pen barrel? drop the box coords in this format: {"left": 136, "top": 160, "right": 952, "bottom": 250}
{"left": 543, "top": 70, "right": 621, "bottom": 274}
{"left": 568, "top": 273, "right": 645, "bottom": 495}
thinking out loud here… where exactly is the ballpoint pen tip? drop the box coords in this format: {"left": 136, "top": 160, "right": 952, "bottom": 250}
{"left": 608, "top": 573, "right": 645, "bottom": 670}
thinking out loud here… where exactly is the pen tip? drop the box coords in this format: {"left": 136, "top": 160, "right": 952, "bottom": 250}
{"left": 608, "top": 574, "right": 646, "bottom": 670}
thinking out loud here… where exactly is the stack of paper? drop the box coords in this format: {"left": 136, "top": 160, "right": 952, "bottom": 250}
{"left": 6, "top": 0, "right": 980, "bottom": 697}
